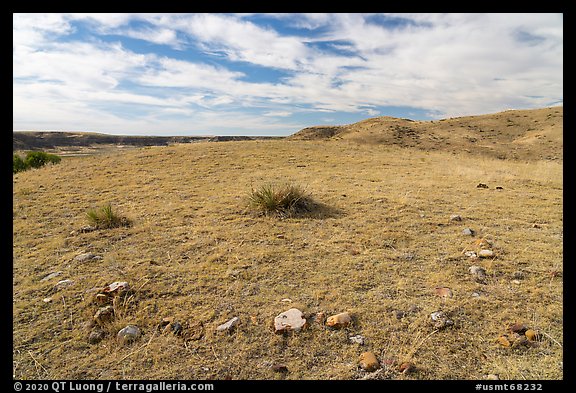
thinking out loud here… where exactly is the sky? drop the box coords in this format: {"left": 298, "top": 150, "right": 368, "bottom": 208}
{"left": 13, "top": 13, "right": 563, "bottom": 136}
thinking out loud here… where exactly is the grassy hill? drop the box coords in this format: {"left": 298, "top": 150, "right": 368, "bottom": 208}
{"left": 12, "top": 107, "right": 563, "bottom": 380}
{"left": 290, "top": 106, "right": 563, "bottom": 161}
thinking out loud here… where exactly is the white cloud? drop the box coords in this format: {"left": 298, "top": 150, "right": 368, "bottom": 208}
{"left": 12, "top": 13, "right": 563, "bottom": 134}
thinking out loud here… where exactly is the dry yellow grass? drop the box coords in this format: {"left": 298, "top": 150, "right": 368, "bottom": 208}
{"left": 13, "top": 135, "right": 562, "bottom": 380}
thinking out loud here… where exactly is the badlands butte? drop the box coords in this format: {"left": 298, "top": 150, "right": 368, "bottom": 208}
{"left": 13, "top": 106, "right": 563, "bottom": 380}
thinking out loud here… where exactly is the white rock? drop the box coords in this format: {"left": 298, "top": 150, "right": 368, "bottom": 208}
{"left": 74, "top": 252, "right": 101, "bottom": 262}
{"left": 462, "top": 228, "right": 475, "bottom": 236}
{"left": 478, "top": 249, "right": 494, "bottom": 258}
{"left": 464, "top": 251, "right": 477, "bottom": 258}
{"left": 40, "top": 271, "right": 63, "bottom": 282}
{"left": 216, "top": 317, "right": 239, "bottom": 332}
{"left": 117, "top": 325, "right": 140, "bottom": 344}
{"left": 103, "top": 282, "right": 130, "bottom": 294}
{"left": 430, "top": 311, "right": 445, "bottom": 321}
{"left": 54, "top": 279, "right": 74, "bottom": 291}
{"left": 349, "top": 335, "right": 365, "bottom": 345}
{"left": 450, "top": 214, "right": 462, "bottom": 221}
{"left": 469, "top": 265, "right": 486, "bottom": 276}
{"left": 274, "top": 308, "right": 306, "bottom": 333}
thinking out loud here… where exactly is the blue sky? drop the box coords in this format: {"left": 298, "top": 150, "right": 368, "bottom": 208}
{"left": 13, "top": 13, "right": 563, "bottom": 136}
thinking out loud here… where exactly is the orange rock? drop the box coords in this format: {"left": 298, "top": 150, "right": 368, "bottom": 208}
{"left": 326, "top": 312, "right": 352, "bottom": 328}
{"left": 435, "top": 287, "right": 453, "bottom": 298}
{"left": 525, "top": 329, "right": 539, "bottom": 341}
{"left": 497, "top": 335, "right": 511, "bottom": 347}
{"left": 358, "top": 352, "right": 380, "bottom": 372}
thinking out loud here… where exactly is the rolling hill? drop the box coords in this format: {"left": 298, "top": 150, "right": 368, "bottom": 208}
{"left": 290, "top": 106, "right": 562, "bottom": 161}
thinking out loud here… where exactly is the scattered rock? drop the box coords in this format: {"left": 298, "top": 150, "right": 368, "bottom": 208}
{"left": 393, "top": 310, "right": 406, "bottom": 320}
{"left": 478, "top": 249, "right": 494, "bottom": 258}
{"left": 54, "top": 279, "right": 74, "bottom": 291}
{"left": 434, "top": 287, "right": 453, "bottom": 298}
{"left": 42, "top": 297, "right": 53, "bottom": 303}
{"left": 280, "top": 298, "right": 292, "bottom": 303}
{"left": 40, "top": 271, "right": 63, "bottom": 282}
{"left": 525, "top": 329, "right": 540, "bottom": 341}
{"left": 398, "top": 362, "right": 416, "bottom": 374}
{"left": 274, "top": 308, "right": 307, "bottom": 334}
{"left": 94, "top": 294, "right": 109, "bottom": 305}
{"left": 430, "top": 311, "right": 454, "bottom": 329}
{"left": 326, "top": 312, "right": 352, "bottom": 328}
{"left": 532, "top": 223, "right": 542, "bottom": 229}
{"left": 358, "top": 352, "right": 380, "bottom": 372}
{"left": 462, "top": 228, "right": 475, "bottom": 236}
{"left": 508, "top": 323, "right": 528, "bottom": 334}
{"left": 449, "top": 214, "right": 462, "bottom": 222}
{"left": 74, "top": 252, "right": 102, "bottom": 262}
{"left": 276, "top": 234, "right": 286, "bottom": 239}
{"left": 469, "top": 265, "right": 487, "bottom": 282}
{"left": 477, "top": 183, "right": 489, "bottom": 189}
{"left": 512, "top": 271, "right": 525, "bottom": 280}
{"left": 103, "top": 281, "right": 130, "bottom": 296}
{"left": 216, "top": 317, "right": 239, "bottom": 333}
{"left": 117, "top": 325, "right": 141, "bottom": 344}
{"left": 487, "top": 374, "right": 500, "bottom": 380}
{"left": 271, "top": 364, "right": 289, "bottom": 373}
{"left": 464, "top": 251, "right": 478, "bottom": 258}
{"left": 93, "top": 306, "right": 115, "bottom": 326}
{"left": 497, "top": 335, "right": 511, "bottom": 347}
{"left": 88, "top": 328, "right": 106, "bottom": 344}
{"left": 495, "top": 186, "right": 504, "bottom": 190}
{"left": 511, "top": 279, "right": 522, "bottom": 285}
{"left": 170, "top": 322, "right": 183, "bottom": 336}
{"left": 349, "top": 335, "right": 365, "bottom": 345}
{"left": 471, "top": 290, "right": 488, "bottom": 298}
{"left": 79, "top": 226, "right": 96, "bottom": 233}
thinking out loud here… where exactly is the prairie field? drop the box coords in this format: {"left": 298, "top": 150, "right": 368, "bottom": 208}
{"left": 13, "top": 132, "right": 563, "bottom": 380}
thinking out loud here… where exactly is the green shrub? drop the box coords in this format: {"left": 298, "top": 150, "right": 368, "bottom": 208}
{"left": 86, "top": 204, "right": 132, "bottom": 229}
{"left": 13, "top": 154, "right": 28, "bottom": 173}
{"left": 25, "top": 151, "right": 61, "bottom": 169}
{"left": 247, "top": 183, "right": 314, "bottom": 218}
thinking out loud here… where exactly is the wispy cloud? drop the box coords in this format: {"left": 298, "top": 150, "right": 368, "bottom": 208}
{"left": 13, "top": 13, "right": 563, "bottom": 135}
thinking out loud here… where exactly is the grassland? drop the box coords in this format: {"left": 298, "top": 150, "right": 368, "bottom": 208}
{"left": 13, "top": 122, "right": 562, "bottom": 380}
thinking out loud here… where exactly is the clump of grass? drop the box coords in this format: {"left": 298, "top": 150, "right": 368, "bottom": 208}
{"left": 247, "top": 183, "right": 314, "bottom": 218}
{"left": 86, "top": 204, "right": 132, "bottom": 229}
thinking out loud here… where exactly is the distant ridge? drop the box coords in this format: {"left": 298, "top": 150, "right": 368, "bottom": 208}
{"left": 12, "top": 131, "right": 281, "bottom": 152}
{"left": 289, "top": 106, "right": 562, "bottom": 161}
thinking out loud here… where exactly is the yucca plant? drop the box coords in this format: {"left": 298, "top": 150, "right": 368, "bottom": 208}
{"left": 247, "top": 183, "right": 313, "bottom": 218}
{"left": 86, "top": 204, "right": 131, "bottom": 229}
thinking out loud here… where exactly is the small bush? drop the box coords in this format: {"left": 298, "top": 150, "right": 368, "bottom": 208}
{"left": 25, "top": 151, "right": 61, "bottom": 169}
{"left": 13, "top": 154, "right": 28, "bottom": 173}
{"left": 247, "top": 183, "right": 314, "bottom": 218}
{"left": 86, "top": 204, "right": 132, "bottom": 229}
{"left": 13, "top": 151, "right": 61, "bottom": 173}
